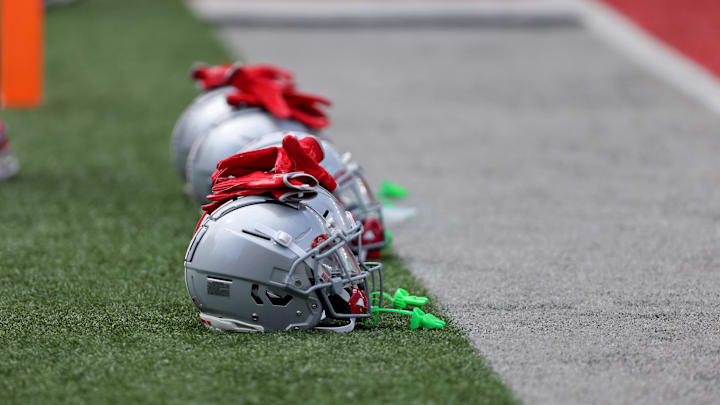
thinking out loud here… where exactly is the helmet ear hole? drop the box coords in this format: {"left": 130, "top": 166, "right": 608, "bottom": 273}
{"left": 265, "top": 289, "right": 293, "bottom": 306}
{"left": 250, "top": 284, "right": 264, "bottom": 305}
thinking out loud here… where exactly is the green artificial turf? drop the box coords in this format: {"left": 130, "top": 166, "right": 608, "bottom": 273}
{"left": 0, "top": 1, "right": 515, "bottom": 403}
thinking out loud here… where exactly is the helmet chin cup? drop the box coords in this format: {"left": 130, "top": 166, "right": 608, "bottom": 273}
{"left": 314, "top": 314, "right": 356, "bottom": 333}
{"left": 199, "top": 313, "right": 265, "bottom": 333}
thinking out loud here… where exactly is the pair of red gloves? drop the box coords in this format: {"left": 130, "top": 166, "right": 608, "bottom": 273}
{"left": 191, "top": 63, "right": 331, "bottom": 129}
{"left": 202, "top": 135, "right": 336, "bottom": 215}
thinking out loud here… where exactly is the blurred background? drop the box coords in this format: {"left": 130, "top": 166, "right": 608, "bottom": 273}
{"left": 2, "top": 1, "right": 719, "bottom": 405}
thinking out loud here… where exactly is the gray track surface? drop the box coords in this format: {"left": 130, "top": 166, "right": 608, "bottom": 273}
{"left": 216, "top": 23, "right": 720, "bottom": 404}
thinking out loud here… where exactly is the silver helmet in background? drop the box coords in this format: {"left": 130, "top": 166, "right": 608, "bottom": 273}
{"left": 185, "top": 193, "right": 382, "bottom": 333}
{"left": 239, "top": 131, "right": 387, "bottom": 253}
{"left": 184, "top": 110, "right": 309, "bottom": 203}
{"left": 170, "top": 86, "right": 235, "bottom": 181}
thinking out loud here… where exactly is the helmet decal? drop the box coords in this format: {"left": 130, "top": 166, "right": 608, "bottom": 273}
{"left": 312, "top": 234, "right": 329, "bottom": 250}
{"left": 349, "top": 288, "right": 369, "bottom": 315}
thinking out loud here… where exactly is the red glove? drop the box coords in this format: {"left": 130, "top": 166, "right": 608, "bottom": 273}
{"left": 202, "top": 171, "right": 318, "bottom": 214}
{"left": 224, "top": 64, "right": 331, "bottom": 129}
{"left": 190, "top": 63, "right": 294, "bottom": 93}
{"left": 202, "top": 135, "right": 336, "bottom": 214}
{"left": 191, "top": 63, "right": 236, "bottom": 90}
{"left": 210, "top": 136, "right": 327, "bottom": 185}
{"left": 278, "top": 135, "right": 335, "bottom": 192}
{"left": 210, "top": 147, "right": 280, "bottom": 185}
{"left": 284, "top": 89, "right": 332, "bottom": 129}
{"left": 227, "top": 64, "right": 293, "bottom": 86}
{"left": 226, "top": 64, "right": 294, "bottom": 116}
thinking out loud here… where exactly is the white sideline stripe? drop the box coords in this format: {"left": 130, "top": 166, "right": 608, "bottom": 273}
{"left": 186, "top": 0, "right": 720, "bottom": 113}
{"left": 576, "top": 0, "right": 720, "bottom": 114}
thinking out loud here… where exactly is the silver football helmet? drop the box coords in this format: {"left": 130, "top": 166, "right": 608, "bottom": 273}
{"left": 170, "top": 86, "right": 235, "bottom": 181}
{"left": 184, "top": 110, "right": 309, "bottom": 204}
{"left": 240, "top": 132, "right": 387, "bottom": 252}
{"left": 184, "top": 192, "right": 382, "bottom": 332}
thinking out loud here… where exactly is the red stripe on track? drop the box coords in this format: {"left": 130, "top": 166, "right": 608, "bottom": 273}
{"left": 601, "top": 0, "right": 720, "bottom": 78}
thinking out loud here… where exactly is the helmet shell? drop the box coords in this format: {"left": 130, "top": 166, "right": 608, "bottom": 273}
{"left": 185, "top": 110, "right": 309, "bottom": 204}
{"left": 171, "top": 86, "right": 235, "bottom": 181}
{"left": 185, "top": 195, "right": 372, "bottom": 332}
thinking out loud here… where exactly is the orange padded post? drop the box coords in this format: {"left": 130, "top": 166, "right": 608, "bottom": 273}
{"left": 1, "top": 0, "right": 44, "bottom": 108}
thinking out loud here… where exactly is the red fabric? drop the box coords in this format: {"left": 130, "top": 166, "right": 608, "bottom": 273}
{"left": 602, "top": 0, "right": 720, "bottom": 78}
{"left": 202, "top": 135, "right": 337, "bottom": 214}
{"left": 191, "top": 63, "right": 294, "bottom": 92}
{"left": 225, "top": 64, "right": 295, "bottom": 117}
{"left": 191, "top": 64, "right": 235, "bottom": 90}
{"left": 226, "top": 85, "right": 331, "bottom": 129}
{"left": 225, "top": 67, "right": 331, "bottom": 129}
{"left": 282, "top": 89, "right": 332, "bottom": 129}
{"left": 191, "top": 62, "right": 332, "bottom": 129}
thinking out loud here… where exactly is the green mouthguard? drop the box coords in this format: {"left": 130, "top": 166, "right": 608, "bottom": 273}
{"left": 409, "top": 308, "right": 445, "bottom": 330}
{"left": 384, "top": 230, "right": 393, "bottom": 246}
{"left": 380, "top": 180, "right": 410, "bottom": 199}
{"left": 375, "top": 288, "right": 428, "bottom": 309}
{"left": 364, "top": 288, "right": 443, "bottom": 330}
